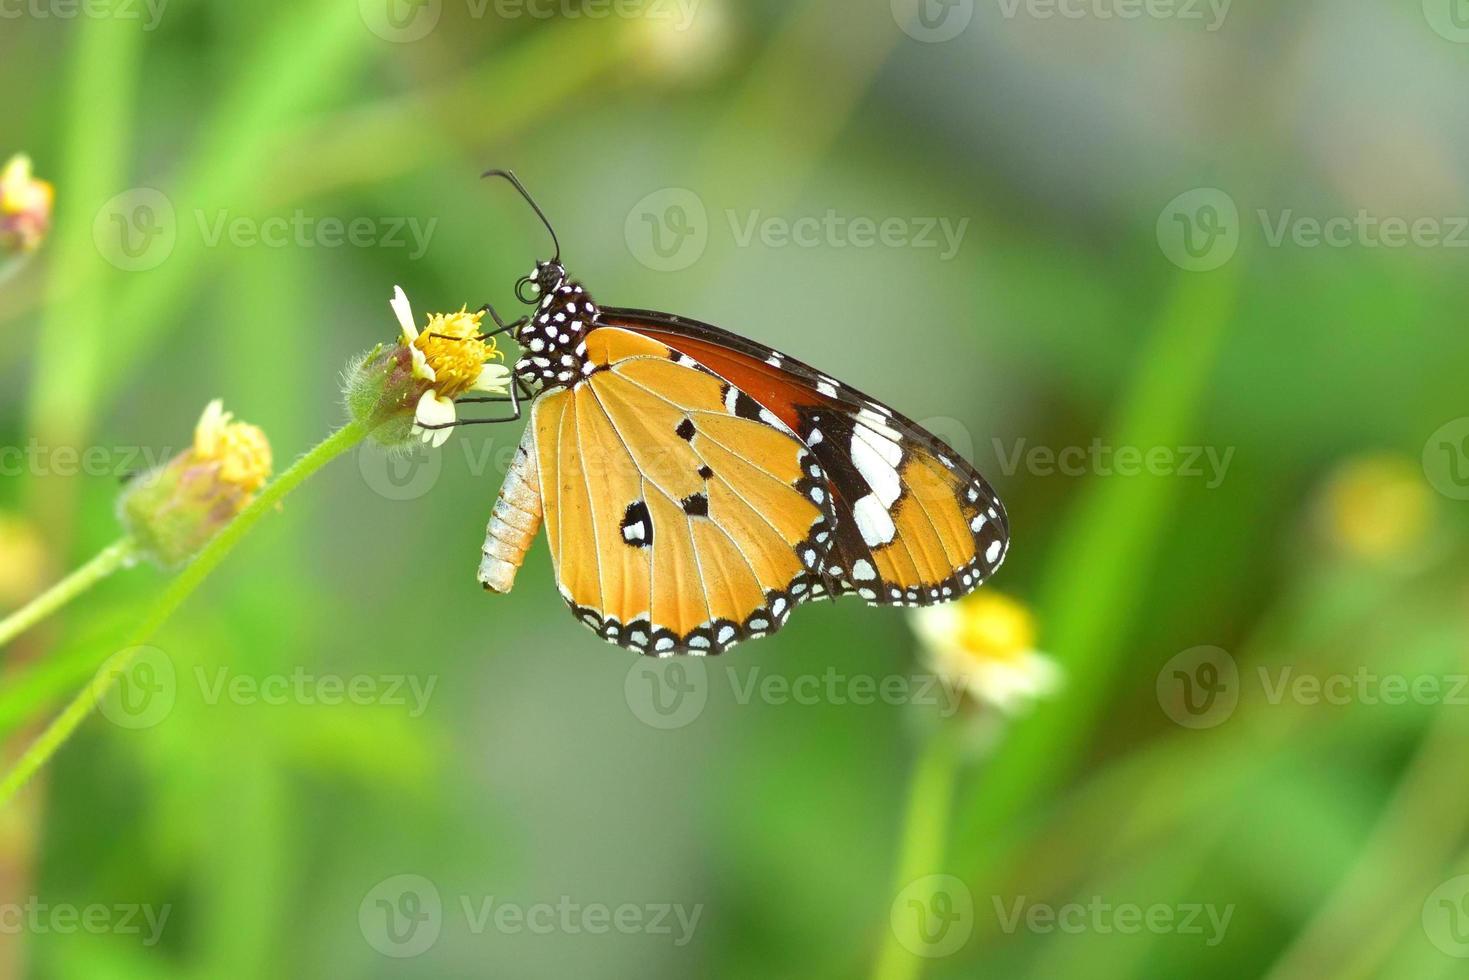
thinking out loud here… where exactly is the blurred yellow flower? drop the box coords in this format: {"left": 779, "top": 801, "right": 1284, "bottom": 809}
{"left": 390, "top": 286, "right": 511, "bottom": 448}
{"left": 910, "top": 592, "right": 1060, "bottom": 715}
{"left": 1317, "top": 454, "right": 1432, "bottom": 563}
{"left": 0, "top": 154, "right": 53, "bottom": 254}
{"left": 0, "top": 514, "right": 50, "bottom": 609}
{"left": 120, "top": 400, "right": 274, "bottom": 567}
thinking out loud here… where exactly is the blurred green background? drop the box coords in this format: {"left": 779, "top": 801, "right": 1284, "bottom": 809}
{"left": 3, "top": 0, "right": 1469, "bottom": 976}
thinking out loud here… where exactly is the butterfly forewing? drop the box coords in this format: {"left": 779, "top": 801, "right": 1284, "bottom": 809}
{"left": 532, "top": 326, "right": 835, "bottom": 656}
{"left": 600, "top": 309, "right": 1010, "bottom": 608}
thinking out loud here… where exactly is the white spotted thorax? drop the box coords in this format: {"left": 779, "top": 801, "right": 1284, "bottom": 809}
{"left": 514, "top": 261, "right": 597, "bottom": 389}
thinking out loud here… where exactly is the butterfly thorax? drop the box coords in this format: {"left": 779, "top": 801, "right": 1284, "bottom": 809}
{"left": 514, "top": 278, "right": 598, "bottom": 390}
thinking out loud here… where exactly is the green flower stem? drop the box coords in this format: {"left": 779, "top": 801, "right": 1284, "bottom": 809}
{"left": 0, "top": 531, "right": 138, "bottom": 655}
{"left": 0, "top": 418, "right": 369, "bottom": 806}
{"left": 872, "top": 722, "right": 963, "bottom": 980}
{"left": 0, "top": 537, "right": 140, "bottom": 652}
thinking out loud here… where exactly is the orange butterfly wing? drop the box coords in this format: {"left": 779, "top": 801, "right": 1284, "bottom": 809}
{"left": 531, "top": 327, "right": 834, "bottom": 655}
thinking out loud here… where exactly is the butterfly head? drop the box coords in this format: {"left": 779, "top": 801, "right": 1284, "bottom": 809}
{"left": 515, "top": 260, "right": 567, "bottom": 305}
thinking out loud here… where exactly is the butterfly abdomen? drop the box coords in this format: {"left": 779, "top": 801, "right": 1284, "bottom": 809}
{"left": 513, "top": 279, "right": 598, "bottom": 389}
{"left": 479, "top": 427, "right": 543, "bottom": 594}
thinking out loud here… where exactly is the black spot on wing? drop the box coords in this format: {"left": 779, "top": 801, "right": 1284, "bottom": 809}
{"left": 676, "top": 417, "right": 696, "bottom": 441}
{"left": 620, "top": 500, "right": 652, "bottom": 548}
{"left": 681, "top": 492, "right": 709, "bottom": 517}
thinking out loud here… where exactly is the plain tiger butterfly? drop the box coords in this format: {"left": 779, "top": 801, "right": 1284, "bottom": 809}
{"left": 461, "top": 172, "right": 1009, "bottom": 657}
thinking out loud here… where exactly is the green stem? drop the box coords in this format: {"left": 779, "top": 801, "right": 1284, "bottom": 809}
{"left": 872, "top": 723, "right": 963, "bottom": 980}
{"left": 0, "top": 537, "right": 141, "bottom": 652}
{"left": 0, "top": 418, "right": 369, "bottom": 805}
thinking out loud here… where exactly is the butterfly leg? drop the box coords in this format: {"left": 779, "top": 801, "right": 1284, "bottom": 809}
{"left": 418, "top": 378, "right": 526, "bottom": 429}
{"left": 425, "top": 306, "right": 527, "bottom": 344}
{"left": 477, "top": 303, "right": 528, "bottom": 339}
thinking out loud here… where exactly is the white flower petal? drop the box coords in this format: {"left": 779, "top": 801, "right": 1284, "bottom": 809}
{"left": 409, "top": 343, "right": 436, "bottom": 383}
{"left": 471, "top": 362, "right": 512, "bottom": 394}
{"left": 411, "top": 391, "right": 457, "bottom": 449}
{"left": 391, "top": 285, "right": 418, "bottom": 343}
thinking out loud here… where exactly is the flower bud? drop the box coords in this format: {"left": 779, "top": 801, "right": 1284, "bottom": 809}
{"left": 0, "top": 154, "right": 54, "bottom": 254}
{"left": 120, "top": 401, "right": 273, "bottom": 567}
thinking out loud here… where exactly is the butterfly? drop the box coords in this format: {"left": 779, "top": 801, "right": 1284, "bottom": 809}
{"left": 465, "top": 172, "right": 1009, "bottom": 657}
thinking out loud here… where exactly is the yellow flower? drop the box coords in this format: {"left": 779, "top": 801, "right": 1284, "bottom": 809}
{"left": 1317, "top": 454, "right": 1432, "bottom": 563}
{"left": 0, "top": 514, "right": 50, "bottom": 609}
{"left": 193, "top": 399, "right": 272, "bottom": 495}
{"left": 389, "top": 286, "right": 512, "bottom": 448}
{"left": 910, "top": 592, "right": 1060, "bottom": 715}
{"left": 0, "top": 154, "right": 54, "bottom": 254}
{"left": 120, "top": 400, "right": 274, "bottom": 567}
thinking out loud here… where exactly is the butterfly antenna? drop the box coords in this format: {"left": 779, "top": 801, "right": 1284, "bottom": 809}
{"left": 482, "top": 169, "right": 561, "bottom": 265}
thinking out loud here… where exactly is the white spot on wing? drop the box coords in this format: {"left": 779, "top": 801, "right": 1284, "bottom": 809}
{"left": 850, "top": 431, "right": 902, "bottom": 508}
{"left": 853, "top": 494, "right": 897, "bottom": 547}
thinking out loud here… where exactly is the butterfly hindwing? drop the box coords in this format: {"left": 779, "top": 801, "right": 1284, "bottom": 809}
{"left": 532, "top": 326, "right": 835, "bottom": 655}
{"left": 599, "top": 309, "right": 1010, "bottom": 608}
